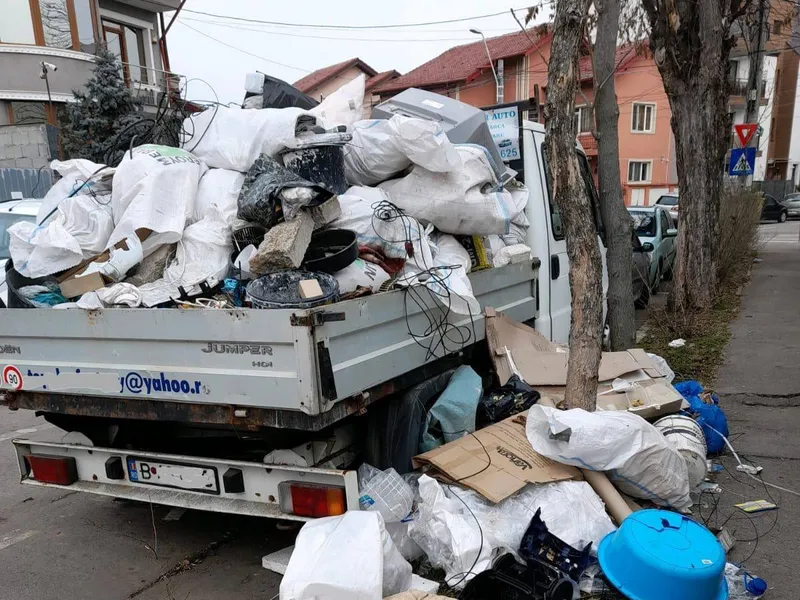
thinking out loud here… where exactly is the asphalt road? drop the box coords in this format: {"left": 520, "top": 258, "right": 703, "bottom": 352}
{"left": 1, "top": 220, "right": 796, "bottom": 600}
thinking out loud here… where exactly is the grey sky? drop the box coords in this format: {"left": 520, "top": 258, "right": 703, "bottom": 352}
{"left": 167, "top": 1, "right": 549, "bottom": 105}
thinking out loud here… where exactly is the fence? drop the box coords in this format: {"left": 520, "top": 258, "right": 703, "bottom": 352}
{"left": 0, "top": 167, "right": 53, "bottom": 200}
{"left": 751, "top": 179, "right": 795, "bottom": 199}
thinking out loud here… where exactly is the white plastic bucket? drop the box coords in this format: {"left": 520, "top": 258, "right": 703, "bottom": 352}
{"left": 655, "top": 415, "right": 708, "bottom": 489}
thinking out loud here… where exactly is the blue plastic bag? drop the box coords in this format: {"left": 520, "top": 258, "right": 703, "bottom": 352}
{"left": 674, "top": 380, "right": 729, "bottom": 454}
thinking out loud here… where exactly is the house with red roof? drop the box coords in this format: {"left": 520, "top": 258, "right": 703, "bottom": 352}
{"left": 294, "top": 57, "right": 399, "bottom": 114}
{"left": 374, "top": 30, "right": 680, "bottom": 206}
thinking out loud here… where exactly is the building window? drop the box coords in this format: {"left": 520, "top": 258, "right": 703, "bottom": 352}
{"left": 103, "top": 20, "right": 148, "bottom": 83}
{"left": 574, "top": 105, "right": 592, "bottom": 134}
{"left": 631, "top": 102, "right": 656, "bottom": 133}
{"left": 0, "top": 0, "right": 98, "bottom": 51}
{"left": 729, "top": 60, "right": 739, "bottom": 81}
{"left": 628, "top": 160, "right": 652, "bottom": 183}
{"left": 9, "top": 102, "right": 48, "bottom": 125}
{"left": 773, "top": 20, "right": 782, "bottom": 35}
{"left": 0, "top": 0, "right": 38, "bottom": 44}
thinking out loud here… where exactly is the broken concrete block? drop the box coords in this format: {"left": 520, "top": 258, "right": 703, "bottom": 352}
{"left": 250, "top": 212, "right": 314, "bottom": 275}
{"left": 309, "top": 196, "right": 341, "bottom": 230}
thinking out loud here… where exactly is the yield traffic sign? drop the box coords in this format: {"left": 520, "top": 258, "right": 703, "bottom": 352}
{"left": 734, "top": 123, "right": 757, "bottom": 147}
{"left": 729, "top": 147, "right": 756, "bottom": 176}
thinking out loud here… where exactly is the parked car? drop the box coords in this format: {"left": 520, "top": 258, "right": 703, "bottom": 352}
{"left": 628, "top": 205, "right": 678, "bottom": 288}
{"left": 0, "top": 198, "right": 41, "bottom": 306}
{"left": 760, "top": 194, "right": 788, "bottom": 222}
{"left": 631, "top": 230, "right": 653, "bottom": 307}
{"left": 655, "top": 193, "right": 679, "bottom": 222}
{"left": 781, "top": 192, "right": 800, "bottom": 218}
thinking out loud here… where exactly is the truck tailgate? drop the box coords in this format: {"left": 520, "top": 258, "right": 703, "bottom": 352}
{"left": 0, "top": 261, "right": 538, "bottom": 415}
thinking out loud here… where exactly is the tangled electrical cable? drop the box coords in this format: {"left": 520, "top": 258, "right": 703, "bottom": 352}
{"left": 370, "top": 199, "right": 477, "bottom": 360}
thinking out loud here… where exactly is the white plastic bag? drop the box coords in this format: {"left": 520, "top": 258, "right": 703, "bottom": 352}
{"left": 345, "top": 115, "right": 462, "bottom": 186}
{"left": 408, "top": 475, "right": 615, "bottom": 589}
{"left": 647, "top": 352, "right": 676, "bottom": 383}
{"left": 525, "top": 405, "right": 692, "bottom": 510}
{"left": 192, "top": 168, "right": 245, "bottom": 225}
{"left": 379, "top": 145, "right": 522, "bottom": 235}
{"left": 137, "top": 206, "right": 232, "bottom": 307}
{"left": 181, "top": 105, "right": 313, "bottom": 171}
{"left": 310, "top": 74, "right": 365, "bottom": 129}
{"left": 108, "top": 145, "right": 206, "bottom": 258}
{"left": 9, "top": 194, "right": 114, "bottom": 278}
{"left": 358, "top": 463, "right": 415, "bottom": 523}
{"left": 36, "top": 158, "right": 112, "bottom": 224}
{"left": 334, "top": 258, "right": 390, "bottom": 294}
{"left": 280, "top": 511, "right": 411, "bottom": 600}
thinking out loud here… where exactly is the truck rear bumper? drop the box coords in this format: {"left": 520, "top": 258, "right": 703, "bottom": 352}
{"left": 13, "top": 439, "right": 359, "bottom": 520}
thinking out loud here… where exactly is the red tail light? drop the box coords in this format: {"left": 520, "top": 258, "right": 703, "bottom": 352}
{"left": 278, "top": 482, "right": 346, "bottom": 517}
{"left": 26, "top": 454, "right": 78, "bottom": 485}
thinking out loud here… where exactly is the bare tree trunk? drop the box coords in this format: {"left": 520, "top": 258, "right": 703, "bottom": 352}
{"left": 642, "top": 0, "right": 743, "bottom": 310}
{"left": 545, "top": 0, "right": 602, "bottom": 411}
{"left": 593, "top": 0, "right": 635, "bottom": 350}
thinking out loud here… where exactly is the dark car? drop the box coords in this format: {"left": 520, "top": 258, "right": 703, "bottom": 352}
{"left": 631, "top": 231, "right": 654, "bottom": 307}
{"left": 761, "top": 194, "right": 788, "bottom": 223}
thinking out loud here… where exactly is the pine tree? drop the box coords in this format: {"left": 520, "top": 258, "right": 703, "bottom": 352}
{"left": 60, "top": 47, "right": 142, "bottom": 162}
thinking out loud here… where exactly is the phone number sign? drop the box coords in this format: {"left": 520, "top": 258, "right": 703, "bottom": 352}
{"left": 485, "top": 106, "right": 520, "bottom": 162}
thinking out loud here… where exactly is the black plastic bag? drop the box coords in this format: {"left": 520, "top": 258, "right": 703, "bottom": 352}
{"left": 262, "top": 74, "right": 319, "bottom": 110}
{"left": 477, "top": 375, "right": 540, "bottom": 427}
{"left": 236, "top": 154, "right": 332, "bottom": 229}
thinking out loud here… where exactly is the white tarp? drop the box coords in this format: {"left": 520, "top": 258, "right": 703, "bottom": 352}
{"left": 526, "top": 405, "right": 692, "bottom": 510}
{"left": 137, "top": 205, "right": 232, "bottom": 307}
{"left": 379, "top": 145, "right": 522, "bottom": 235}
{"left": 107, "top": 145, "right": 206, "bottom": 258}
{"left": 192, "top": 168, "right": 245, "bottom": 225}
{"left": 36, "top": 158, "right": 113, "bottom": 224}
{"left": 9, "top": 194, "right": 114, "bottom": 278}
{"left": 409, "top": 475, "right": 615, "bottom": 589}
{"left": 280, "top": 511, "right": 412, "bottom": 600}
{"left": 181, "top": 105, "right": 314, "bottom": 172}
{"left": 344, "top": 115, "right": 462, "bottom": 186}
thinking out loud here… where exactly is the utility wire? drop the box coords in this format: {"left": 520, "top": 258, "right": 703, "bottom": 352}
{"left": 181, "top": 6, "right": 534, "bottom": 30}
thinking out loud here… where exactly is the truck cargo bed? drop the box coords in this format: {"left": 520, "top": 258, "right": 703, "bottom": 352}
{"left": 0, "top": 261, "right": 538, "bottom": 422}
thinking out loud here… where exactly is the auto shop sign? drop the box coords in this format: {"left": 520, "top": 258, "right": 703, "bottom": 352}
{"left": 485, "top": 106, "right": 520, "bottom": 162}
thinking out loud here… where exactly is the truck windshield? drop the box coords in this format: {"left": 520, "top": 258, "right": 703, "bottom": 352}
{"left": 629, "top": 211, "right": 656, "bottom": 237}
{"left": 0, "top": 214, "right": 35, "bottom": 260}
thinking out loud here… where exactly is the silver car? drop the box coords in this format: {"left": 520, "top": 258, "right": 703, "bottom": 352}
{"left": 782, "top": 193, "right": 800, "bottom": 218}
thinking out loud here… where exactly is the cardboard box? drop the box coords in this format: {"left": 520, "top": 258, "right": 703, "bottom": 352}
{"left": 59, "top": 271, "right": 106, "bottom": 299}
{"left": 412, "top": 410, "right": 580, "bottom": 503}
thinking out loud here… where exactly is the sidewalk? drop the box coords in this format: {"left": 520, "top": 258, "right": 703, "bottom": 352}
{"left": 711, "top": 222, "right": 800, "bottom": 596}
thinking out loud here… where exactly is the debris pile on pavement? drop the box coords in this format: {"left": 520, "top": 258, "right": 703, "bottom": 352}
{"left": 263, "top": 306, "right": 767, "bottom": 600}
{"left": 4, "top": 72, "right": 531, "bottom": 330}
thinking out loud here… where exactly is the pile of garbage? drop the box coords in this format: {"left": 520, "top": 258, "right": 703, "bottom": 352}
{"left": 5, "top": 73, "right": 530, "bottom": 319}
{"left": 275, "top": 311, "right": 764, "bottom": 600}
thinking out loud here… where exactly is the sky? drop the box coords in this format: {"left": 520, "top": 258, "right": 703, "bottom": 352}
{"left": 166, "top": 0, "right": 551, "bottom": 105}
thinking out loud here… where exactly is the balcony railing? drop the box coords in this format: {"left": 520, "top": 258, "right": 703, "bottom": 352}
{"left": 729, "top": 77, "right": 767, "bottom": 98}
{"left": 118, "top": 61, "right": 183, "bottom": 107}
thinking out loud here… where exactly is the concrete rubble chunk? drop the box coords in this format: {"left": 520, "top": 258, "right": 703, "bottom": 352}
{"left": 250, "top": 211, "right": 314, "bottom": 275}
{"left": 310, "top": 196, "right": 342, "bottom": 230}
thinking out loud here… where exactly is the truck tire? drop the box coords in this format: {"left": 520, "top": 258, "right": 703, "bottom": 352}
{"left": 364, "top": 369, "right": 455, "bottom": 473}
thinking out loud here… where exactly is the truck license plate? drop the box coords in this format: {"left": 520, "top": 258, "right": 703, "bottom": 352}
{"left": 126, "top": 457, "right": 220, "bottom": 494}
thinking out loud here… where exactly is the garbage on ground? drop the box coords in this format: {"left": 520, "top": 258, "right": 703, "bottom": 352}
{"left": 725, "top": 563, "right": 767, "bottom": 599}
{"left": 408, "top": 475, "right": 614, "bottom": 589}
{"left": 598, "top": 510, "right": 727, "bottom": 600}
{"left": 385, "top": 591, "right": 450, "bottom": 600}
{"left": 477, "top": 374, "right": 540, "bottom": 427}
{"left": 654, "top": 414, "right": 708, "bottom": 489}
{"left": 736, "top": 464, "right": 763, "bottom": 475}
{"left": 419, "top": 365, "right": 482, "bottom": 452}
{"left": 279, "top": 511, "right": 412, "bottom": 600}
{"left": 518, "top": 508, "right": 592, "bottom": 581}
{"left": 526, "top": 404, "right": 692, "bottom": 510}
{"left": 413, "top": 410, "right": 579, "bottom": 503}
{"left": 668, "top": 338, "right": 687, "bottom": 347}
{"left": 734, "top": 499, "right": 777, "bottom": 513}
{"left": 460, "top": 553, "right": 577, "bottom": 600}
{"left": 674, "top": 380, "right": 730, "bottom": 453}
{"left": 358, "top": 463, "right": 415, "bottom": 523}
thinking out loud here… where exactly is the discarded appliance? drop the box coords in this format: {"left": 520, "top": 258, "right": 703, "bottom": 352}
{"left": 518, "top": 508, "right": 592, "bottom": 582}
{"left": 598, "top": 510, "right": 727, "bottom": 600}
{"left": 655, "top": 414, "right": 708, "bottom": 489}
{"left": 460, "top": 553, "right": 576, "bottom": 600}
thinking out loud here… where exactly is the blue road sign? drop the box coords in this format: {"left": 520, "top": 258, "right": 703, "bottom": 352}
{"left": 729, "top": 147, "right": 756, "bottom": 176}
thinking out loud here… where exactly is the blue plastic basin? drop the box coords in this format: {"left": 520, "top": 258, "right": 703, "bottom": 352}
{"left": 598, "top": 509, "right": 727, "bottom": 600}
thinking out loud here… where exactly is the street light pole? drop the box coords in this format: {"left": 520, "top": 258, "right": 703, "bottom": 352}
{"left": 470, "top": 28, "right": 502, "bottom": 103}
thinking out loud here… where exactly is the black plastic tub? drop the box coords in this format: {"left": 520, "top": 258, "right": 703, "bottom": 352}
{"left": 246, "top": 270, "right": 339, "bottom": 309}
{"left": 281, "top": 144, "right": 347, "bottom": 194}
{"left": 4, "top": 260, "right": 51, "bottom": 309}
